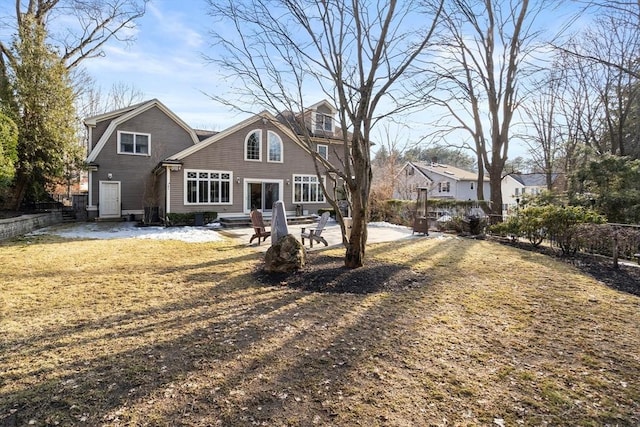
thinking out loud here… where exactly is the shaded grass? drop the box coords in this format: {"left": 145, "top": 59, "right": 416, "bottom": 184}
{"left": 0, "top": 233, "right": 639, "bottom": 426}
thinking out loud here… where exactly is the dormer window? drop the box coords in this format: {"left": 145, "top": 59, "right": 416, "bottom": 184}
{"left": 315, "top": 113, "right": 333, "bottom": 132}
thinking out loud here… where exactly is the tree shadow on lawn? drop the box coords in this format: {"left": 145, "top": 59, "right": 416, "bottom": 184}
{"left": 0, "top": 238, "right": 469, "bottom": 425}
{"left": 253, "top": 236, "right": 468, "bottom": 294}
{"left": 0, "top": 266, "right": 312, "bottom": 426}
{"left": 148, "top": 237, "right": 640, "bottom": 426}
{"left": 254, "top": 253, "right": 423, "bottom": 294}
{"left": 493, "top": 238, "right": 640, "bottom": 297}
{"left": 3, "top": 237, "right": 637, "bottom": 425}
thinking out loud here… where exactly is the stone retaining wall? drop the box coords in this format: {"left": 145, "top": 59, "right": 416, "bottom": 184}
{"left": 0, "top": 212, "right": 62, "bottom": 241}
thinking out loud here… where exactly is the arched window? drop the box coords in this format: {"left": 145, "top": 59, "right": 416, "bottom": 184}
{"left": 245, "top": 130, "right": 262, "bottom": 161}
{"left": 267, "top": 131, "right": 282, "bottom": 162}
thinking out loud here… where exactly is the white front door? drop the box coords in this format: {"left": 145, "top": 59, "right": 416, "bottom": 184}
{"left": 99, "top": 181, "right": 121, "bottom": 218}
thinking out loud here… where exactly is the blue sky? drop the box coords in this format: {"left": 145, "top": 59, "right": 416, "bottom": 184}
{"left": 79, "top": 0, "right": 585, "bottom": 152}
{"left": 0, "top": 0, "right": 590, "bottom": 157}
{"left": 80, "top": 0, "right": 239, "bottom": 130}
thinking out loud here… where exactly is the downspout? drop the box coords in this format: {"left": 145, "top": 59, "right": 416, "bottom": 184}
{"left": 88, "top": 170, "right": 93, "bottom": 207}
{"left": 165, "top": 165, "right": 172, "bottom": 214}
{"left": 86, "top": 125, "right": 93, "bottom": 207}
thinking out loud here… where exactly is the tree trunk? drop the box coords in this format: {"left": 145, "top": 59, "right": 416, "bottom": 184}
{"left": 612, "top": 227, "right": 619, "bottom": 269}
{"left": 345, "top": 217, "right": 367, "bottom": 268}
{"left": 9, "top": 173, "right": 29, "bottom": 211}
{"left": 488, "top": 164, "right": 504, "bottom": 222}
{"left": 344, "top": 164, "right": 369, "bottom": 268}
{"left": 476, "top": 152, "right": 485, "bottom": 201}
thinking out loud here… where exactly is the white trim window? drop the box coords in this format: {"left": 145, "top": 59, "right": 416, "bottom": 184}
{"left": 185, "top": 169, "right": 232, "bottom": 204}
{"left": 293, "top": 174, "right": 325, "bottom": 203}
{"left": 245, "top": 130, "right": 262, "bottom": 161}
{"left": 317, "top": 144, "right": 328, "bottom": 160}
{"left": 438, "top": 182, "right": 451, "bottom": 193}
{"left": 118, "top": 131, "right": 150, "bottom": 155}
{"left": 267, "top": 131, "right": 283, "bottom": 162}
{"left": 315, "top": 113, "right": 333, "bottom": 132}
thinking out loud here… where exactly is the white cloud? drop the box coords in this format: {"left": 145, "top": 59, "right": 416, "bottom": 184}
{"left": 147, "top": 0, "right": 205, "bottom": 49}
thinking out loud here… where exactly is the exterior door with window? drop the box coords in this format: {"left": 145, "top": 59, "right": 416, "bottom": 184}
{"left": 248, "top": 181, "right": 280, "bottom": 212}
{"left": 99, "top": 181, "right": 121, "bottom": 218}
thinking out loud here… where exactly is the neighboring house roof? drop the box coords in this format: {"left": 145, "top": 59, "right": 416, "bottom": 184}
{"left": 410, "top": 161, "right": 487, "bottom": 182}
{"left": 396, "top": 162, "right": 432, "bottom": 184}
{"left": 85, "top": 99, "right": 200, "bottom": 163}
{"left": 507, "top": 173, "right": 558, "bottom": 187}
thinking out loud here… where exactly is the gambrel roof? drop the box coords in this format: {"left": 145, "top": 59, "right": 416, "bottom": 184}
{"left": 85, "top": 99, "right": 200, "bottom": 163}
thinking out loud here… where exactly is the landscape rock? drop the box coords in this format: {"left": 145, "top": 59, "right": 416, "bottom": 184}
{"left": 264, "top": 234, "right": 306, "bottom": 273}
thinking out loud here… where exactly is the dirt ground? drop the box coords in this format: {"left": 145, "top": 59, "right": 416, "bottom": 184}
{"left": 256, "top": 243, "right": 640, "bottom": 297}
{"left": 255, "top": 254, "right": 421, "bottom": 294}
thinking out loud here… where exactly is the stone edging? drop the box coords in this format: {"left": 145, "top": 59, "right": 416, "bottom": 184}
{"left": 0, "top": 212, "right": 63, "bottom": 241}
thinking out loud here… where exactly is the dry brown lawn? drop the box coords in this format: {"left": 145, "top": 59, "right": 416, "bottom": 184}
{"left": 0, "top": 232, "right": 639, "bottom": 426}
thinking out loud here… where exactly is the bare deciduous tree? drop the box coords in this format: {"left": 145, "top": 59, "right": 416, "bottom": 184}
{"left": 577, "top": 11, "right": 640, "bottom": 157}
{"left": 419, "top": 0, "right": 554, "bottom": 221}
{"left": 0, "top": 0, "right": 148, "bottom": 209}
{"left": 521, "top": 68, "right": 565, "bottom": 189}
{"left": 555, "top": 1, "right": 640, "bottom": 80}
{"left": 205, "top": 0, "right": 443, "bottom": 268}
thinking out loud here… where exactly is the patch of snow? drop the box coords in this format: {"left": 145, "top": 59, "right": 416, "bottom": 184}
{"left": 367, "top": 221, "right": 410, "bottom": 230}
{"left": 27, "top": 222, "right": 224, "bottom": 243}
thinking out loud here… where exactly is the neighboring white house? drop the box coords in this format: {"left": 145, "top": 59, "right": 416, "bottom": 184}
{"left": 501, "top": 173, "right": 562, "bottom": 216}
{"left": 393, "top": 161, "right": 491, "bottom": 202}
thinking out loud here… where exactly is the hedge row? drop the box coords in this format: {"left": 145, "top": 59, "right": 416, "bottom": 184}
{"left": 165, "top": 211, "right": 218, "bottom": 226}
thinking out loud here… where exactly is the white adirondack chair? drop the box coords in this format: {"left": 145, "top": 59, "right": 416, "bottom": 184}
{"left": 301, "top": 212, "right": 330, "bottom": 248}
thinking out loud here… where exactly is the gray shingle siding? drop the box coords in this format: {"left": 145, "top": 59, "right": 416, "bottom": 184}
{"left": 91, "top": 106, "right": 195, "bottom": 212}
{"left": 170, "top": 122, "right": 337, "bottom": 215}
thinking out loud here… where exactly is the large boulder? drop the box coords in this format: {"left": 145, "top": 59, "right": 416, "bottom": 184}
{"left": 264, "top": 234, "right": 306, "bottom": 273}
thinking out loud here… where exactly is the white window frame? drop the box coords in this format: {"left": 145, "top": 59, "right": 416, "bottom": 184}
{"left": 244, "top": 129, "right": 262, "bottom": 162}
{"left": 117, "top": 131, "right": 150, "bottom": 156}
{"left": 184, "top": 169, "right": 233, "bottom": 205}
{"left": 439, "top": 182, "right": 451, "bottom": 193}
{"left": 293, "top": 174, "right": 326, "bottom": 203}
{"left": 314, "top": 113, "right": 333, "bottom": 132}
{"left": 317, "top": 144, "right": 328, "bottom": 160}
{"left": 267, "top": 131, "right": 283, "bottom": 163}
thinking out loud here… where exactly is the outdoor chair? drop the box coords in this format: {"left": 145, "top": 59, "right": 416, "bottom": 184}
{"left": 249, "top": 209, "right": 271, "bottom": 245}
{"left": 301, "top": 211, "right": 330, "bottom": 248}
